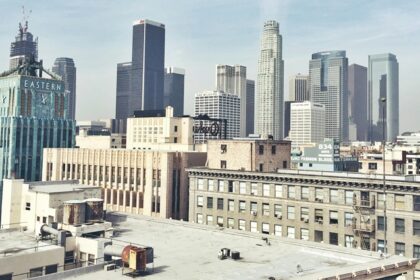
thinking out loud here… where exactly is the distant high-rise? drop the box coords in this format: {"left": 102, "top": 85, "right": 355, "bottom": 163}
{"left": 246, "top": 79, "right": 255, "bottom": 136}
{"left": 289, "top": 74, "right": 309, "bottom": 101}
{"left": 283, "top": 100, "right": 297, "bottom": 138}
{"left": 52, "top": 58, "right": 76, "bottom": 120}
{"left": 115, "top": 62, "right": 132, "bottom": 122}
{"left": 309, "top": 50, "right": 348, "bottom": 142}
{"left": 164, "top": 67, "right": 185, "bottom": 116}
{"left": 368, "top": 54, "right": 399, "bottom": 142}
{"left": 216, "top": 65, "right": 247, "bottom": 136}
{"left": 348, "top": 64, "right": 368, "bottom": 141}
{"left": 255, "top": 20, "right": 284, "bottom": 140}
{"left": 9, "top": 21, "right": 38, "bottom": 69}
{"left": 289, "top": 101, "right": 325, "bottom": 146}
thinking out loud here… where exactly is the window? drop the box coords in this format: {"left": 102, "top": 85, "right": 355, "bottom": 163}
{"left": 228, "top": 199, "right": 235, "bottom": 211}
{"left": 217, "top": 198, "right": 224, "bottom": 210}
{"left": 196, "top": 213, "right": 203, "bottom": 224}
{"left": 197, "top": 179, "right": 204, "bottom": 190}
{"left": 377, "top": 240, "right": 385, "bottom": 253}
{"left": 262, "top": 223, "right": 270, "bottom": 234}
{"left": 239, "top": 201, "right": 246, "bottom": 213}
{"left": 301, "top": 187, "right": 309, "bottom": 200}
{"left": 368, "top": 162, "right": 377, "bottom": 170}
{"left": 250, "top": 221, "right": 258, "bottom": 233}
{"left": 42, "top": 217, "right": 47, "bottom": 223}
{"left": 207, "top": 215, "right": 213, "bottom": 225}
{"left": 287, "top": 206, "right": 295, "bottom": 220}
{"left": 315, "top": 209, "right": 323, "bottom": 223}
{"left": 29, "top": 267, "right": 43, "bottom": 278}
{"left": 345, "top": 235, "right": 354, "bottom": 248}
{"left": 315, "top": 230, "right": 323, "bottom": 242}
{"left": 217, "top": 216, "right": 223, "bottom": 227}
{"left": 315, "top": 188, "right": 324, "bottom": 202}
{"left": 329, "top": 211, "right": 338, "bottom": 224}
{"left": 218, "top": 180, "right": 224, "bottom": 192}
{"left": 239, "top": 182, "right": 246, "bottom": 194}
{"left": 220, "top": 144, "right": 227, "bottom": 153}
{"left": 414, "top": 196, "right": 420, "bottom": 211}
{"left": 259, "top": 145, "right": 264, "bottom": 155}
{"left": 329, "top": 232, "right": 338, "bottom": 245}
{"left": 283, "top": 160, "right": 287, "bottom": 169}
{"left": 287, "top": 226, "right": 295, "bottom": 238}
{"left": 414, "top": 245, "right": 420, "bottom": 258}
{"left": 271, "top": 145, "right": 276, "bottom": 154}
{"left": 259, "top": 163, "right": 264, "bottom": 172}
{"left": 377, "top": 193, "right": 385, "bottom": 209}
{"left": 288, "top": 186, "right": 296, "bottom": 199}
{"left": 262, "top": 203, "right": 270, "bottom": 216}
{"left": 414, "top": 220, "right": 420, "bottom": 236}
{"left": 25, "top": 202, "right": 31, "bottom": 211}
{"left": 274, "top": 204, "right": 282, "bottom": 218}
{"left": 345, "top": 191, "right": 353, "bottom": 205}
{"left": 300, "top": 228, "right": 309, "bottom": 240}
{"left": 251, "top": 183, "right": 258, "bottom": 195}
{"left": 227, "top": 218, "right": 234, "bottom": 229}
{"left": 395, "top": 242, "right": 405, "bottom": 256}
{"left": 395, "top": 218, "right": 405, "bottom": 233}
{"left": 174, "top": 137, "right": 178, "bottom": 143}
{"left": 301, "top": 207, "right": 309, "bottom": 221}
{"left": 239, "top": 219, "right": 246, "bottom": 230}
{"left": 45, "top": 264, "right": 58, "bottom": 275}
{"left": 263, "top": 184, "right": 270, "bottom": 196}
{"left": 330, "top": 189, "right": 339, "bottom": 203}
{"left": 0, "top": 273, "right": 12, "bottom": 280}
{"left": 377, "top": 216, "right": 387, "bottom": 231}
{"left": 395, "top": 195, "right": 405, "bottom": 210}
{"left": 197, "top": 196, "right": 204, "bottom": 207}
{"left": 221, "top": 160, "right": 227, "bottom": 169}
{"left": 274, "top": 225, "right": 282, "bottom": 236}
{"left": 344, "top": 212, "right": 353, "bottom": 227}
{"left": 208, "top": 180, "right": 214, "bottom": 191}
{"left": 174, "top": 125, "right": 178, "bottom": 132}
{"left": 250, "top": 202, "right": 257, "bottom": 214}
{"left": 207, "top": 197, "right": 213, "bottom": 209}
{"left": 275, "top": 185, "right": 283, "bottom": 198}
{"left": 228, "top": 181, "right": 234, "bottom": 192}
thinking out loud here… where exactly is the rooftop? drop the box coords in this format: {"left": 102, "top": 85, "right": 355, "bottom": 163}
{"left": 77, "top": 214, "right": 415, "bottom": 280}
{"left": 27, "top": 180, "right": 100, "bottom": 194}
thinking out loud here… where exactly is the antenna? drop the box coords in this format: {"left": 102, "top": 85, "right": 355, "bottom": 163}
{"left": 21, "top": 5, "right": 32, "bottom": 32}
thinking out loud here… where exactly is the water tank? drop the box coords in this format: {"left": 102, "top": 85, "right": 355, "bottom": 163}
{"left": 85, "top": 198, "right": 104, "bottom": 222}
{"left": 63, "top": 200, "right": 86, "bottom": 225}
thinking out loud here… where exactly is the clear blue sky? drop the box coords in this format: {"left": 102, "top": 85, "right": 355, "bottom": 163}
{"left": 1, "top": 0, "right": 420, "bottom": 132}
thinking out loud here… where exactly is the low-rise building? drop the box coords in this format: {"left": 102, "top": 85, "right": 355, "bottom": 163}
{"left": 76, "top": 132, "right": 126, "bottom": 149}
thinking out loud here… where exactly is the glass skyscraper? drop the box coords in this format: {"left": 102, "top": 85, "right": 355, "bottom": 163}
{"left": 9, "top": 21, "right": 38, "bottom": 69}
{"left": 52, "top": 57, "right": 77, "bottom": 119}
{"left": 368, "top": 53, "right": 399, "bottom": 142}
{"left": 309, "top": 50, "right": 348, "bottom": 142}
{"left": 255, "top": 20, "right": 284, "bottom": 140}
{"left": 164, "top": 67, "right": 185, "bottom": 116}
{"left": 115, "top": 62, "right": 132, "bottom": 120}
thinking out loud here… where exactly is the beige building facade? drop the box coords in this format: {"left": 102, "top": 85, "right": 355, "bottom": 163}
{"left": 43, "top": 148, "right": 206, "bottom": 220}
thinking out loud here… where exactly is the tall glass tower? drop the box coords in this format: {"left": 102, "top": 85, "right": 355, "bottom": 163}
{"left": 52, "top": 58, "right": 76, "bottom": 120}
{"left": 309, "top": 50, "right": 348, "bottom": 142}
{"left": 9, "top": 21, "right": 38, "bottom": 69}
{"left": 368, "top": 53, "right": 399, "bottom": 142}
{"left": 255, "top": 20, "right": 284, "bottom": 140}
{"left": 164, "top": 67, "right": 185, "bottom": 116}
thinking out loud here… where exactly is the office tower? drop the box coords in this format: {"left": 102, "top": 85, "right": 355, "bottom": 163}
{"left": 52, "top": 58, "right": 77, "bottom": 120}
{"left": 289, "top": 101, "right": 325, "bottom": 146}
{"left": 348, "top": 64, "right": 368, "bottom": 141}
{"left": 9, "top": 21, "right": 38, "bottom": 69}
{"left": 289, "top": 74, "right": 309, "bottom": 101}
{"left": 255, "top": 20, "right": 284, "bottom": 140}
{"left": 164, "top": 67, "right": 185, "bottom": 116}
{"left": 309, "top": 51, "right": 348, "bottom": 142}
{"left": 368, "top": 54, "right": 399, "bottom": 142}
{"left": 115, "top": 62, "right": 132, "bottom": 122}
{"left": 246, "top": 79, "right": 255, "bottom": 136}
{"left": 216, "top": 65, "right": 247, "bottom": 137}
{"left": 194, "top": 90, "right": 240, "bottom": 142}
{"left": 283, "top": 100, "right": 296, "bottom": 138}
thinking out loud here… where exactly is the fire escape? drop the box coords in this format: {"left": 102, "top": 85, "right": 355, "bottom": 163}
{"left": 352, "top": 191, "right": 376, "bottom": 251}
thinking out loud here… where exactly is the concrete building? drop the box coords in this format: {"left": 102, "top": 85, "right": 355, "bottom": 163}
{"left": 245, "top": 79, "right": 255, "bottom": 136}
{"left": 194, "top": 90, "right": 240, "bottom": 142}
{"left": 216, "top": 65, "right": 247, "bottom": 136}
{"left": 76, "top": 133, "right": 126, "bottom": 149}
{"left": 368, "top": 53, "right": 399, "bottom": 142}
{"left": 164, "top": 67, "right": 185, "bottom": 116}
{"left": 289, "top": 73, "right": 309, "bottom": 101}
{"left": 206, "top": 138, "right": 291, "bottom": 172}
{"left": 42, "top": 148, "right": 206, "bottom": 220}
{"left": 309, "top": 50, "right": 348, "bottom": 142}
{"left": 188, "top": 167, "right": 420, "bottom": 259}
{"left": 255, "top": 20, "right": 284, "bottom": 140}
{"left": 397, "top": 132, "right": 420, "bottom": 146}
{"left": 289, "top": 101, "right": 325, "bottom": 146}
{"left": 348, "top": 64, "right": 368, "bottom": 141}
{"left": 9, "top": 20, "right": 38, "bottom": 69}
{"left": 52, "top": 57, "right": 77, "bottom": 120}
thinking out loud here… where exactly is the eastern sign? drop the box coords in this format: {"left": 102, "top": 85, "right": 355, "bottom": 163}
{"left": 21, "top": 77, "right": 64, "bottom": 93}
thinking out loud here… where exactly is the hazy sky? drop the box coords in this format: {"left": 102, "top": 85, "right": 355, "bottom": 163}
{"left": 1, "top": 0, "right": 420, "bottom": 132}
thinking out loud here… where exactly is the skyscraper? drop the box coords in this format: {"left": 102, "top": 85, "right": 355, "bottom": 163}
{"left": 309, "top": 51, "right": 348, "bottom": 142}
{"left": 115, "top": 62, "right": 132, "bottom": 121}
{"left": 368, "top": 54, "right": 399, "bottom": 142}
{"left": 348, "top": 64, "right": 368, "bottom": 141}
{"left": 164, "top": 67, "right": 185, "bottom": 116}
{"left": 9, "top": 21, "right": 38, "bottom": 69}
{"left": 289, "top": 74, "right": 309, "bottom": 101}
{"left": 216, "top": 65, "right": 247, "bottom": 136}
{"left": 52, "top": 58, "right": 76, "bottom": 120}
{"left": 246, "top": 79, "right": 255, "bottom": 136}
{"left": 289, "top": 102, "right": 325, "bottom": 146}
{"left": 255, "top": 20, "right": 284, "bottom": 140}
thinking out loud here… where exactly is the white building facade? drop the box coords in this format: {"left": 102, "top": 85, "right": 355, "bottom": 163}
{"left": 289, "top": 101, "right": 325, "bottom": 146}
{"left": 289, "top": 73, "right": 309, "bottom": 101}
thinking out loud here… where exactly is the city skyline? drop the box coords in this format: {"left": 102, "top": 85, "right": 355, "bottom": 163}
{"left": 0, "top": 1, "right": 420, "bottom": 132}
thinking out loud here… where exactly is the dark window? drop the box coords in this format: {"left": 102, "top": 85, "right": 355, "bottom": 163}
{"left": 329, "top": 232, "right": 338, "bottom": 245}
{"left": 221, "top": 144, "right": 227, "bottom": 153}
{"left": 299, "top": 163, "right": 303, "bottom": 167}
{"left": 271, "top": 145, "right": 276, "bottom": 155}
{"left": 221, "top": 160, "right": 227, "bottom": 169}
{"left": 42, "top": 217, "right": 47, "bottom": 223}
{"left": 217, "top": 198, "right": 224, "bottom": 210}
{"left": 395, "top": 242, "right": 405, "bottom": 256}
{"left": 283, "top": 161, "right": 287, "bottom": 169}
{"left": 414, "top": 196, "right": 420, "bottom": 211}
{"left": 228, "top": 181, "right": 234, "bottom": 192}
{"left": 174, "top": 125, "right": 178, "bottom": 132}
{"left": 414, "top": 245, "right": 420, "bottom": 258}
{"left": 207, "top": 197, "right": 213, "bottom": 209}
{"left": 174, "top": 137, "right": 178, "bottom": 143}
{"left": 413, "top": 220, "right": 420, "bottom": 236}
{"left": 368, "top": 163, "right": 377, "bottom": 170}
{"left": 309, "top": 163, "right": 313, "bottom": 167}
{"left": 259, "top": 164, "right": 263, "bottom": 172}
{"left": 259, "top": 145, "right": 264, "bottom": 155}
{"left": 315, "top": 230, "right": 323, "bottom": 242}
{"left": 0, "top": 273, "right": 12, "bottom": 280}
{"left": 29, "top": 267, "right": 43, "bottom": 278}
{"left": 395, "top": 218, "right": 405, "bottom": 233}
{"left": 358, "top": 162, "right": 362, "bottom": 169}
{"left": 377, "top": 216, "right": 387, "bottom": 231}
{"left": 45, "top": 264, "right": 58, "bottom": 275}
{"left": 25, "top": 202, "right": 31, "bottom": 211}
{"left": 37, "top": 216, "right": 40, "bottom": 222}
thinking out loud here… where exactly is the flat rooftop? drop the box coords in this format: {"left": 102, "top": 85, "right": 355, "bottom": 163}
{"left": 75, "top": 214, "right": 415, "bottom": 280}
{"left": 28, "top": 180, "right": 100, "bottom": 194}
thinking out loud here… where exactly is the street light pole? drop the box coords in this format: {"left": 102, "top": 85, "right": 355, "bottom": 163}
{"left": 381, "top": 97, "right": 387, "bottom": 256}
